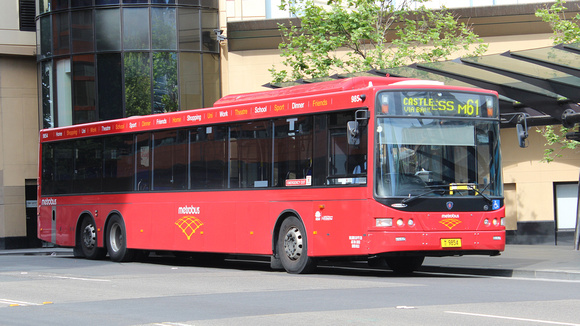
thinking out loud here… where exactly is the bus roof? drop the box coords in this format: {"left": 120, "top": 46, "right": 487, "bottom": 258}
{"left": 214, "top": 76, "right": 416, "bottom": 107}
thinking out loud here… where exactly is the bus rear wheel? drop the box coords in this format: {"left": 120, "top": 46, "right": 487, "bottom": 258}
{"left": 277, "top": 216, "right": 316, "bottom": 274}
{"left": 385, "top": 256, "right": 425, "bottom": 274}
{"left": 106, "top": 215, "right": 134, "bottom": 262}
{"left": 78, "top": 216, "right": 106, "bottom": 260}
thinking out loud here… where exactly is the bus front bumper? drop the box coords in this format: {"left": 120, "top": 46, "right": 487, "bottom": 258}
{"left": 366, "top": 230, "right": 506, "bottom": 256}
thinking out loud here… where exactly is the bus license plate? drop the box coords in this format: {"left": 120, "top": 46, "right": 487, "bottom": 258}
{"left": 441, "top": 238, "right": 462, "bottom": 248}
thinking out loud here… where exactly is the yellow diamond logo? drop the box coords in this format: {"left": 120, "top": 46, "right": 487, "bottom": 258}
{"left": 439, "top": 218, "right": 462, "bottom": 230}
{"left": 175, "top": 216, "right": 203, "bottom": 240}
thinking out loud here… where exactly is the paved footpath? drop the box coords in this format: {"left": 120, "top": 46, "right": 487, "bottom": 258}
{"left": 1, "top": 244, "right": 579, "bottom": 280}
{"left": 423, "top": 244, "right": 580, "bottom": 280}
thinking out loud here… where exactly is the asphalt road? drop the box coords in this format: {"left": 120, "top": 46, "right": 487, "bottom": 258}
{"left": 0, "top": 253, "right": 579, "bottom": 326}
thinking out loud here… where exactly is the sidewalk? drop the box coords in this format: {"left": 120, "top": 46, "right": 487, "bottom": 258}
{"left": 422, "top": 244, "right": 580, "bottom": 280}
{"left": 1, "top": 245, "right": 579, "bottom": 280}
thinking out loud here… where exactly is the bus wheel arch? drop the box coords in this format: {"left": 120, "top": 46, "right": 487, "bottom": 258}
{"left": 273, "top": 212, "right": 316, "bottom": 274}
{"left": 76, "top": 213, "right": 106, "bottom": 260}
{"left": 104, "top": 212, "right": 134, "bottom": 262}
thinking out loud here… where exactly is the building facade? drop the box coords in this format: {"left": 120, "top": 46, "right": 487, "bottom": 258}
{"left": 0, "top": 0, "right": 38, "bottom": 249}
{"left": 36, "top": 0, "right": 221, "bottom": 129}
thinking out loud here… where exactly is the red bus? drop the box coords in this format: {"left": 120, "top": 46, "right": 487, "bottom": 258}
{"left": 38, "top": 76, "right": 505, "bottom": 274}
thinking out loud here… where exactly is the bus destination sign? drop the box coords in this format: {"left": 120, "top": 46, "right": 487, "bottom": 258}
{"left": 379, "top": 91, "right": 497, "bottom": 118}
{"left": 402, "top": 97, "right": 482, "bottom": 116}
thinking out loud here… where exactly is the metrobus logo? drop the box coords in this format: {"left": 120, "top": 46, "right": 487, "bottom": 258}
{"left": 176, "top": 205, "right": 202, "bottom": 240}
{"left": 178, "top": 205, "right": 200, "bottom": 215}
{"left": 41, "top": 198, "right": 57, "bottom": 206}
{"left": 175, "top": 216, "right": 203, "bottom": 240}
{"left": 439, "top": 217, "right": 462, "bottom": 229}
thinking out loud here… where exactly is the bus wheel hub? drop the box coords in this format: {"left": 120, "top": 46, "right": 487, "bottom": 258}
{"left": 283, "top": 227, "right": 303, "bottom": 260}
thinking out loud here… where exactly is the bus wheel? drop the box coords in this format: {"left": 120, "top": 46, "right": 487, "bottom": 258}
{"left": 106, "top": 215, "right": 134, "bottom": 262}
{"left": 385, "top": 256, "right": 425, "bottom": 274}
{"left": 277, "top": 216, "right": 316, "bottom": 274}
{"left": 79, "top": 216, "right": 106, "bottom": 260}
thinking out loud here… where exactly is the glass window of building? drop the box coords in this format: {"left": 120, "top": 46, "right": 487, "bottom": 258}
{"left": 73, "top": 55, "right": 97, "bottom": 124}
{"left": 40, "top": 16, "right": 52, "bottom": 57}
{"left": 123, "top": 8, "right": 150, "bottom": 50}
{"left": 52, "top": 11, "right": 70, "bottom": 55}
{"left": 152, "top": 7, "right": 177, "bottom": 50}
{"left": 52, "top": 0, "right": 68, "bottom": 10}
{"left": 36, "top": 1, "right": 221, "bottom": 128}
{"left": 95, "top": 9, "right": 121, "bottom": 51}
{"left": 71, "top": 0, "right": 93, "bottom": 8}
{"left": 97, "top": 53, "right": 123, "bottom": 120}
{"left": 124, "top": 52, "right": 152, "bottom": 116}
{"left": 178, "top": 8, "right": 200, "bottom": 51}
{"left": 201, "top": 10, "right": 218, "bottom": 53}
{"left": 153, "top": 52, "right": 178, "bottom": 113}
{"left": 179, "top": 52, "right": 202, "bottom": 110}
{"left": 96, "top": 0, "right": 119, "bottom": 5}
{"left": 203, "top": 53, "right": 220, "bottom": 107}
{"left": 40, "top": 61, "right": 54, "bottom": 129}
{"left": 72, "top": 10, "right": 94, "bottom": 53}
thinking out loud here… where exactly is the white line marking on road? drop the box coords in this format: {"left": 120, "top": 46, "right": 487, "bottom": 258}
{"left": 0, "top": 299, "right": 42, "bottom": 306}
{"left": 41, "top": 275, "right": 111, "bottom": 282}
{"left": 446, "top": 311, "right": 580, "bottom": 326}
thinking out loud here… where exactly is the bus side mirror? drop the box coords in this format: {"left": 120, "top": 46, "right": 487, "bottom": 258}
{"left": 347, "top": 121, "right": 360, "bottom": 145}
{"left": 516, "top": 115, "right": 528, "bottom": 148}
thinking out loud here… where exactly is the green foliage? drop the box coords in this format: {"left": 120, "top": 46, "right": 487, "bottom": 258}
{"left": 270, "top": 0, "right": 487, "bottom": 83}
{"left": 153, "top": 52, "right": 178, "bottom": 113}
{"left": 535, "top": 0, "right": 580, "bottom": 44}
{"left": 535, "top": 0, "right": 580, "bottom": 162}
{"left": 536, "top": 125, "right": 580, "bottom": 163}
{"left": 124, "top": 52, "right": 152, "bottom": 117}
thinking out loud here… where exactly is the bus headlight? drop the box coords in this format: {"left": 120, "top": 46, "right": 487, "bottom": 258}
{"left": 376, "top": 218, "right": 393, "bottom": 227}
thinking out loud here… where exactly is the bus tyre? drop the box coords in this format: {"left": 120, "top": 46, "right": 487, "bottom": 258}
{"left": 277, "top": 216, "right": 316, "bottom": 274}
{"left": 106, "top": 215, "right": 134, "bottom": 262}
{"left": 385, "top": 256, "right": 425, "bottom": 274}
{"left": 79, "top": 216, "right": 106, "bottom": 260}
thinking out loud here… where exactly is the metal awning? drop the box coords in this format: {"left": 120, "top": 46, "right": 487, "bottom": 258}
{"left": 268, "top": 44, "right": 580, "bottom": 128}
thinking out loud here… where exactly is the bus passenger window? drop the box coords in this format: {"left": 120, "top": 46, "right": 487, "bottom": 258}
{"left": 136, "top": 133, "right": 151, "bottom": 191}
{"left": 190, "top": 126, "right": 228, "bottom": 190}
{"left": 153, "top": 130, "right": 188, "bottom": 190}
{"left": 273, "top": 116, "right": 313, "bottom": 187}
{"left": 327, "top": 111, "right": 367, "bottom": 185}
{"left": 229, "top": 121, "right": 272, "bottom": 188}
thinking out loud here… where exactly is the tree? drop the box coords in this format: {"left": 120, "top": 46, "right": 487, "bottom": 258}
{"left": 270, "top": 0, "right": 488, "bottom": 83}
{"left": 535, "top": 0, "right": 580, "bottom": 162}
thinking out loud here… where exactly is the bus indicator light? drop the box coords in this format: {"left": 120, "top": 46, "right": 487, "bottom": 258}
{"left": 376, "top": 218, "right": 393, "bottom": 227}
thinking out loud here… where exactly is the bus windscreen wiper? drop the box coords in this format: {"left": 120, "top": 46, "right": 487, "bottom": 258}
{"left": 401, "top": 183, "right": 492, "bottom": 205}
{"left": 473, "top": 183, "right": 493, "bottom": 204}
{"left": 401, "top": 186, "right": 447, "bottom": 204}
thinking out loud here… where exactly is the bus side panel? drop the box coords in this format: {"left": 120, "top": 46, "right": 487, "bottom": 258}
{"left": 307, "top": 199, "right": 367, "bottom": 257}
{"left": 235, "top": 200, "right": 276, "bottom": 255}
{"left": 37, "top": 203, "right": 54, "bottom": 243}
{"left": 266, "top": 188, "right": 370, "bottom": 258}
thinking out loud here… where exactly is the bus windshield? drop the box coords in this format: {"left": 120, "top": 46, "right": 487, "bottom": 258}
{"left": 375, "top": 91, "right": 502, "bottom": 199}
